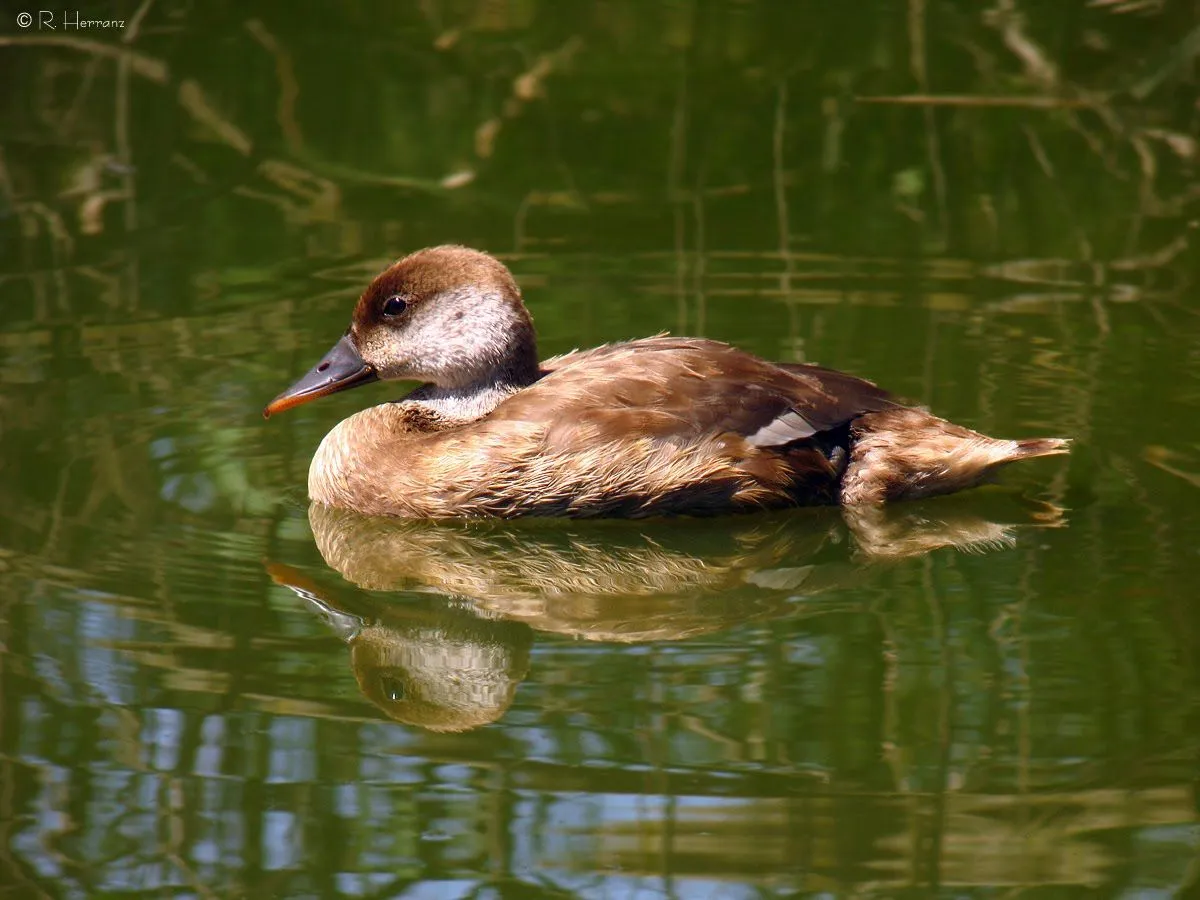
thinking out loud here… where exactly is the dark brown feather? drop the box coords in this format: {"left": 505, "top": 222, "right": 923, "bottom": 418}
{"left": 526, "top": 337, "right": 897, "bottom": 451}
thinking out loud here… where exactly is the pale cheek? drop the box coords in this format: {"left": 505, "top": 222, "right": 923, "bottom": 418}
{"left": 411, "top": 318, "right": 490, "bottom": 378}
{"left": 411, "top": 328, "right": 456, "bottom": 375}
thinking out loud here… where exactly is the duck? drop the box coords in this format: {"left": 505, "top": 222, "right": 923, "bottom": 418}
{"left": 264, "top": 245, "right": 1069, "bottom": 518}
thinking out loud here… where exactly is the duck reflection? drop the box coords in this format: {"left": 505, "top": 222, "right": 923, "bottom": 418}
{"left": 268, "top": 563, "right": 533, "bottom": 732}
{"left": 269, "top": 494, "right": 1062, "bottom": 731}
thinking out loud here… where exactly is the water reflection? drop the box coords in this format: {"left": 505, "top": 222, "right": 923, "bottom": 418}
{"left": 267, "top": 495, "right": 1065, "bottom": 732}
{"left": 4, "top": 0, "right": 1200, "bottom": 893}
{"left": 269, "top": 562, "right": 533, "bottom": 732}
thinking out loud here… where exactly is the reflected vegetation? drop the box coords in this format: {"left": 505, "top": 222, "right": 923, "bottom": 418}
{"left": 2, "top": 0, "right": 1199, "bottom": 896}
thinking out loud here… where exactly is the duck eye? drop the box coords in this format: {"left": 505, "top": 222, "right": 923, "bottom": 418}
{"left": 382, "top": 295, "right": 408, "bottom": 318}
{"left": 378, "top": 674, "right": 406, "bottom": 702}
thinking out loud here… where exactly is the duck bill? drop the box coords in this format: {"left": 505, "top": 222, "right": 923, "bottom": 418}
{"left": 263, "top": 334, "right": 379, "bottom": 418}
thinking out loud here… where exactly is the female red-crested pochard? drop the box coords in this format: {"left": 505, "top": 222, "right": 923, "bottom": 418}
{"left": 264, "top": 246, "right": 1069, "bottom": 518}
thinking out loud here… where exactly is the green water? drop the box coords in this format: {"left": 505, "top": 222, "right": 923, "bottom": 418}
{"left": 2, "top": 2, "right": 1200, "bottom": 896}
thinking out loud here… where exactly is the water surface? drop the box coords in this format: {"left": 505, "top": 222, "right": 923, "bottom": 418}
{"left": 2, "top": 2, "right": 1199, "bottom": 896}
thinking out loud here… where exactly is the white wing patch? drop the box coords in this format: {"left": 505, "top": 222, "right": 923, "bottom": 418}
{"left": 747, "top": 410, "right": 818, "bottom": 448}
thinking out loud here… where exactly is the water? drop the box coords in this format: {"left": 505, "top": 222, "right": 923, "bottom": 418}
{"left": 2, "top": 2, "right": 1199, "bottom": 896}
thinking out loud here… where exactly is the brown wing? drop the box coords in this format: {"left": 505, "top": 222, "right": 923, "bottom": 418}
{"left": 506, "top": 337, "right": 898, "bottom": 449}
{"left": 761, "top": 361, "right": 901, "bottom": 443}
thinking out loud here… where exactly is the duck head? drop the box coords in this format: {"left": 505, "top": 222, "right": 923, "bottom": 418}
{"left": 264, "top": 246, "right": 539, "bottom": 417}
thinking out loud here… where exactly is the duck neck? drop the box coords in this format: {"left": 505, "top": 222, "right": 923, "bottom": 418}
{"left": 404, "top": 379, "right": 520, "bottom": 424}
{"left": 405, "top": 349, "right": 541, "bottom": 425}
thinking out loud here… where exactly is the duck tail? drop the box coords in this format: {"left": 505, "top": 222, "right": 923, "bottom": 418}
{"left": 840, "top": 408, "right": 1071, "bottom": 504}
{"left": 1010, "top": 437, "right": 1071, "bottom": 461}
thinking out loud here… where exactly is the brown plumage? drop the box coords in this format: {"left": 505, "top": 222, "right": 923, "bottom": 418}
{"left": 264, "top": 245, "right": 1070, "bottom": 518}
